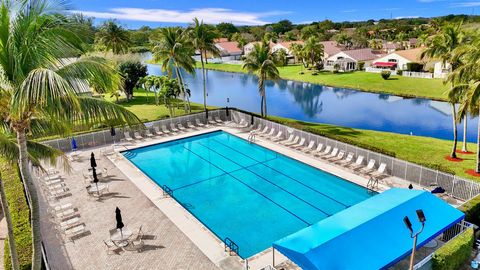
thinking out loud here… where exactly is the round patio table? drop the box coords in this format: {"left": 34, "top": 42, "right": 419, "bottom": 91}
{"left": 88, "top": 184, "right": 107, "bottom": 193}
{"left": 424, "top": 239, "right": 438, "bottom": 248}
{"left": 111, "top": 228, "right": 132, "bottom": 247}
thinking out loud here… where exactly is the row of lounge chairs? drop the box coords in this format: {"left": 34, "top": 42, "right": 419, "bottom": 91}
{"left": 248, "top": 124, "right": 389, "bottom": 181}
{"left": 122, "top": 117, "right": 225, "bottom": 142}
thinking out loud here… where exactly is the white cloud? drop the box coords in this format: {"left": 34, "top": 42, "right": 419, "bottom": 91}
{"left": 450, "top": 2, "right": 480, "bottom": 7}
{"left": 70, "top": 7, "right": 289, "bottom": 25}
{"left": 395, "top": 16, "right": 420, "bottom": 19}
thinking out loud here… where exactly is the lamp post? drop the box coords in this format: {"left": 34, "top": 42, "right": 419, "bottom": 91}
{"left": 403, "top": 209, "right": 426, "bottom": 270}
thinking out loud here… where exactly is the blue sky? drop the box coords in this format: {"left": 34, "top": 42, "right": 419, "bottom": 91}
{"left": 69, "top": 0, "right": 480, "bottom": 28}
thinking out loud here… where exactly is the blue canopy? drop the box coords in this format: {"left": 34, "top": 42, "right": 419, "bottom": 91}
{"left": 273, "top": 188, "right": 464, "bottom": 270}
{"left": 71, "top": 137, "right": 77, "bottom": 151}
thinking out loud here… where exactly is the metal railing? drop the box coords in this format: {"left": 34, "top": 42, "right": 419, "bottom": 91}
{"left": 224, "top": 237, "right": 239, "bottom": 256}
{"left": 230, "top": 110, "right": 480, "bottom": 201}
{"left": 403, "top": 71, "right": 434, "bottom": 79}
{"left": 162, "top": 185, "right": 173, "bottom": 198}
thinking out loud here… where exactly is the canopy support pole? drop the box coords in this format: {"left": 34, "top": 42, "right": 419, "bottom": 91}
{"left": 272, "top": 247, "right": 275, "bottom": 267}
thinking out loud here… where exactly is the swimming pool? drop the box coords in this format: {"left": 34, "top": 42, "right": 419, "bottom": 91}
{"left": 123, "top": 131, "right": 375, "bottom": 258}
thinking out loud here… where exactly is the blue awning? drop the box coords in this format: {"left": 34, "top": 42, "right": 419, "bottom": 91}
{"left": 273, "top": 188, "right": 465, "bottom": 270}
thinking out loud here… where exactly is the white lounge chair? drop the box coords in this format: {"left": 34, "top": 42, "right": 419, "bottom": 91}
{"left": 301, "top": 141, "right": 316, "bottom": 153}
{"left": 258, "top": 126, "right": 269, "bottom": 136}
{"left": 336, "top": 152, "right": 354, "bottom": 165}
{"left": 154, "top": 126, "right": 164, "bottom": 136}
{"left": 261, "top": 128, "right": 275, "bottom": 138}
{"left": 133, "top": 132, "right": 143, "bottom": 140}
{"left": 49, "top": 202, "right": 73, "bottom": 213}
{"left": 124, "top": 132, "right": 134, "bottom": 142}
{"left": 161, "top": 125, "right": 171, "bottom": 135}
{"left": 270, "top": 131, "right": 283, "bottom": 141}
{"left": 348, "top": 156, "right": 365, "bottom": 170}
{"left": 369, "top": 163, "right": 388, "bottom": 179}
{"left": 253, "top": 124, "right": 264, "bottom": 133}
{"left": 328, "top": 150, "right": 345, "bottom": 162}
{"left": 214, "top": 117, "right": 223, "bottom": 124}
{"left": 310, "top": 143, "right": 324, "bottom": 155}
{"left": 170, "top": 123, "right": 179, "bottom": 132}
{"left": 359, "top": 159, "right": 376, "bottom": 174}
{"left": 208, "top": 118, "right": 217, "bottom": 125}
{"left": 236, "top": 119, "right": 249, "bottom": 128}
{"left": 291, "top": 137, "right": 306, "bottom": 149}
{"left": 187, "top": 121, "right": 196, "bottom": 129}
{"left": 315, "top": 145, "right": 331, "bottom": 157}
{"left": 195, "top": 118, "right": 205, "bottom": 127}
{"left": 279, "top": 134, "right": 294, "bottom": 145}
{"left": 284, "top": 136, "right": 300, "bottom": 147}
{"left": 58, "top": 216, "right": 81, "bottom": 231}
{"left": 144, "top": 129, "right": 154, "bottom": 138}
{"left": 321, "top": 147, "right": 338, "bottom": 160}
{"left": 65, "top": 224, "right": 86, "bottom": 241}
{"left": 177, "top": 123, "right": 186, "bottom": 131}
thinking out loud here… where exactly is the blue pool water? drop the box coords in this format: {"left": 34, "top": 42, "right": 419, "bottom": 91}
{"left": 123, "top": 131, "right": 374, "bottom": 258}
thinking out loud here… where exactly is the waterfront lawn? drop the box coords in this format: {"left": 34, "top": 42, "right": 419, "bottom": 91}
{"left": 199, "top": 63, "right": 449, "bottom": 101}
{"left": 270, "top": 116, "right": 478, "bottom": 181}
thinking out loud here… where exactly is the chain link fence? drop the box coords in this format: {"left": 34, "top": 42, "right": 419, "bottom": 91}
{"left": 231, "top": 110, "right": 480, "bottom": 201}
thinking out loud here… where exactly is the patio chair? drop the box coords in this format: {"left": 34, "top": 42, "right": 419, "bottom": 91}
{"left": 328, "top": 150, "right": 345, "bottom": 162}
{"left": 44, "top": 178, "right": 63, "bottom": 186}
{"left": 101, "top": 145, "right": 116, "bottom": 156}
{"left": 47, "top": 187, "right": 70, "bottom": 199}
{"left": 348, "top": 156, "right": 365, "bottom": 170}
{"left": 67, "top": 151, "right": 80, "bottom": 162}
{"left": 253, "top": 124, "right": 263, "bottom": 133}
{"left": 133, "top": 132, "right": 143, "bottom": 140}
{"left": 301, "top": 141, "right": 316, "bottom": 153}
{"left": 104, "top": 240, "right": 122, "bottom": 255}
{"left": 284, "top": 136, "right": 300, "bottom": 147}
{"left": 53, "top": 208, "right": 78, "bottom": 221}
{"left": 49, "top": 202, "right": 73, "bottom": 213}
{"left": 291, "top": 137, "right": 306, "bottom": 149}
{"left": 214, "top": 116, "right": 223, "bottom": 124}
{"left": 58, "top": 216, "right": 81, "bottom": 231}
{"left": 270, "top": 131, "right": 283, "bottom": 142}
{"left": 124, "top": 132, "right": 134, "bottom": 142}
{"left": 258, "top": 126, "right": 269, "bottom": 136}
{"left": 310, "top": 143, "right": 324, "bottom": 155}
{"left": 237, "top": 119, "right": 249, "bottom": 128}
{"left": 177, "top": 123, "right": 186, "bottom": 131}
{"left": 208, "top": 117, "right": 217, "bottom": 126}
{"left": 154, "top": 126, "right": 164, "bottom": 136}
{"left": 358, "top": 159, "right": 376, "bottom": 174}
{"left": 169, "top": 123, "right": 179, "bottom": 132}
{"left": 335, "top": 152, "right": 354, "bottom": 166}
{"left": 314, "top": 145, "right": 331, "bottom": 157}
{"left": 161, "top": 125, "right": 171, "bottom": 135}
{"left": 279, "top": 134, "right": 294, "bottom": 145}
{"left": 195, "top": 118, "right": 205, "bottom": 127}
{"left": 368, "top": 163, "right": 388, "bottom": 179}
{"left": 260, "top": 128, "right": 275, "bottom": 138}
{"left": 321, "top": 147, "right": 338, "bottom": 160}
{"left": 144, "top": 129, "right": 154, "bottom": 138}
{"left": 187, "top": 121, "right": 196, "bottom": 129}
{"left": 64, "top": 224, "right": 86, "bottom": 242}
{"left": 125, "top": 226, "right": 144, "bottom": 252}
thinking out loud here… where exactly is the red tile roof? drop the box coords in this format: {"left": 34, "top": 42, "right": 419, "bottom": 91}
{"left": 216, "top": 41, "right": 242, "bottom": 54}
{"left": 321, "top": 41, "right": 342, "bottom": 56}
{"left": 342, "top": 48, "right": 380, "bottom": 61}
{"left": 277, "top": 41, "right": 304, "bottom": 50}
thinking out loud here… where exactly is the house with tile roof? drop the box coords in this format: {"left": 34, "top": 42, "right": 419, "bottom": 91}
{"left": 325, "top": 48, "right": 383, "bottom": 71}
{"left": 215, "top": 41, "right": 243, "bottom": 60}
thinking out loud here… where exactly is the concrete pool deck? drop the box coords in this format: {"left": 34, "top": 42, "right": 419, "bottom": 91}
{"left": 39, "top": 122, "right": 459, "bottom": 270}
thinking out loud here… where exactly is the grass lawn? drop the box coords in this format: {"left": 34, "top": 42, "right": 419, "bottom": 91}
{"left": 104, "top": 89, "right": 212, "bottom": 122}
{"left": 198, "top": 62, "right": 449, "bottom": 101}
{"left": 270, "top": 116, "right": 479, "bottom": 181}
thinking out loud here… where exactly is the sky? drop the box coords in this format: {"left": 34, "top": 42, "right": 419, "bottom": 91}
{"left": 69, "top": 0, "right": 480, "bottom": 29}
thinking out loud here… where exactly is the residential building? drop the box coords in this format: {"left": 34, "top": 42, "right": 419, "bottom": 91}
{"left": 215, "top": 41, "right": 243, "bottom": 60}
{"left": 325, "top": 48, "right": 382, "bottom": 71}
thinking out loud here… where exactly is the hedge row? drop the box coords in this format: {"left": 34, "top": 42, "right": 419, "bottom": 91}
{"left": 459, "top": 194, "right": 480, "bottom": 226}
{"left": 1, "top": 158, "right": 32, "bottom": 270}
{"left": 431, "top": 227, "right": 474, "bottom": 270}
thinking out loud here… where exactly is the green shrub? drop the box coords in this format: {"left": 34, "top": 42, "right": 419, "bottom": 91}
{"left": 396, "top": 70, "right": 403, "bottom": 76}
{"left": 128, "top": 46, "right": 150, "bottom": 53}
{"left": 381, "top": 71, "right": 391, "bottom": 80}
{"left": 432, "top": 227, "right": 474, "bottom": 270}
{"left": 332, "top": 69, "right": 339, "bottom": 74}
{"left": 459, "top": 194, "right": 480, "bottom": 226}
{"left": 357, "top": 61, "right": 365, "bottom": 70}
{"left": 406, "top": 62, "right": 423, "bottom": 72}
{"left": 2, "top": 159, "right": 32, "bottom": 270}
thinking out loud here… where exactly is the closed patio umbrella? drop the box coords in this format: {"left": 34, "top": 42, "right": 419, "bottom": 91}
{"left": 90, "top": 152, "right": 97, "bottom": 168}
{"left": 110, "top": 126, "right": 117, "bottom": 144}
{"left": 71, "top": 137, "right": 77, "bottom": 151}
{"left": 92, "top": 167, "right": 100, "bottom": 195}
{"left": 115, "top": 207, "right": 125, "bottom": 237}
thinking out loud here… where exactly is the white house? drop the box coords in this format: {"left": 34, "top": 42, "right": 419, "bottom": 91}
{"left": 271, "top": 41, "right": 304, "bottom": 56}
{"left": 372, "top": 48, "right": 424, "bottom": 70}
{"left": 325, "top": 48, "right": 381, "bottom": 71}
{"left": 215, "top": 41, "right": 243, "bottom": 60}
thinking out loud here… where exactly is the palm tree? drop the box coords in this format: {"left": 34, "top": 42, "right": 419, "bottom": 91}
{"left": 95, "top": 20, "right": 131, "bottom": 54}
{"left": 0, "top": 1, "right": 141, "bottom": 269}
{"left": 303, "top": 36, "right": 324, "bottom": 68}
{"left": 160, "top": 78, "right": 182, "bottom": 117}
{"left": 138, "top": 75, "right": 166, "bottom": 105}
{"left": 190, "top": 18, "right": 220, "bottom": 112}
{"left": 448, "top": 35, "right": 480, "bottom": 171}
{"left": 290, "top": 43, "right": 308, "bottom": 68}
{"left": 369, "top": 39, "right": 383, "bottom": 50}
{"left": 152, "top": 27, "right": 195, "bottom": 112}
{"left": 243, "top": 42, "right": 280, "bottom": 117}
{"left": 421, "top": 23, "right": 466, "bottom": 159}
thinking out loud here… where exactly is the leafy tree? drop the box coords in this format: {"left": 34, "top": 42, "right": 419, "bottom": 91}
{"left": 272, "top": 19, "right": 294, "bottom": 34}
{"left": 369, "top": 39, "right": 383, "bottom": 50}
{"left": 118, "top": 61, "right": 148, "bottom": 100}
{"left": 290, "top": 43, "right": 308, "bottom": 68}
{"left": 216, "top": 22, "right": 238, "bottom": 38}
{"left": 190, "top": 18, "right": 220, "bottom": 111}
{"left": 334, "top": 33, "right": 353, "bottom": 49}
{"left": 0, "top": 1, "right": 141, "bottom": 269}
{"left": 304, "top": 36, "right": 325, "bottom": 68}
{"left": 273, "top": 48, "right": 288, "bottom": 66}
{"left": 95, "top": 20, "right": 131, "bottom": 54}
{"left": 283, "top": 30, "right": 298, "bottom": 41}
{"left": 137, "top": 75, "right": 166, "bottom": 105}
{"left": 231, "top": 32, "right": 248, "bottom": 54}
{"left": 160, "top": 78, "right": 182, "bottom": 116}
{"left": 243, "top": 42, "right": 280, "bottom": 117}
{"left": 70, "top": 13, "right": 96, "bottom": 46}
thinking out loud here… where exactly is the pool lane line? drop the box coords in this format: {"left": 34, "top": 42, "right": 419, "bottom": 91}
{"left": 210, "top": 137, "right": 275, "bottom": 163}
{"left": 202, "top": 139, "right": 350, "bottom": 208}
{"left": 181, "top": 145, "right": 311, "bottom": 226}
{"left": 194, "top": 142, "right": 333, "bottom": 217}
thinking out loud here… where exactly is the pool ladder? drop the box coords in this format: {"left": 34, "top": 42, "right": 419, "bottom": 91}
{"left": 162, "top": 185, "right": 174, "bottom": 198}
{"left": 224, "top": 237, "right": 239, "bottom": 256}
{"left": 367, "top": 177, "right": 379, "bottom": 191}
{"left": 248, "top": 131, "right": 256, "bottom": 143}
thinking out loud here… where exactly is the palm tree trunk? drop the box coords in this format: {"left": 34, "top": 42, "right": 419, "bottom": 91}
{"left": 0, "top": 176, "right": 20, "bottom": 270}
{"left": 178, "top": 70, "right": 191, "bottom": 113}
{"left": 477, "top": 106, "right": 480, "bottom": 172}
{"left": 16, "top": 129, "right": 42, "bottom": 270}
{"left": 462, "top": 115, "right": 468, "bottom": 152}
{"left": 262, "top": 75, "right": 268, "bottom": 117}
{"left": 201, "top": 51, "right": 208, "bottom": 112}
{"left": 451, "top": 103, "right": 458, "bottom": 158}
{"left": 174, "top": 67, "right": 188, "bottom": 113}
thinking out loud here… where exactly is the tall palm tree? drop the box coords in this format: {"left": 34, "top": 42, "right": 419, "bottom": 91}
{"left": 0, "top": 1, "right": 141, "bottom": 269}
{"left": 421, "top": 23, "right": 466, "bottom": 159}
{"left": 303, "top": 36, "right": 324, "bottom": 68}
{"left": 152, "top": 27, "right": 195, "bottom": 112}
{"left": 448, "top": 35, "right": 480, "bottom": 171}
{"left": 138, "top": 75, "right": 166, "bottom": 106}
{"left": 95, "top": 20, "right": 131, "bottom": 54}
{"left": 243, "top": 42, "right": 280, "bottom": 117}
{"left": 190, "top": 18, "right": 220, "bottom": 112}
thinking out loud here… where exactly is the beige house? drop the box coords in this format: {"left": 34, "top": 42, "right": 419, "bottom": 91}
{"left": 325, "top": 48, "right": 382, "bottom": 71}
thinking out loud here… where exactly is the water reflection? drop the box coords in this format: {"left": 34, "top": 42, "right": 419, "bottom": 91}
{"left": 146, "top": 63, "right": 476, "bottom": 142}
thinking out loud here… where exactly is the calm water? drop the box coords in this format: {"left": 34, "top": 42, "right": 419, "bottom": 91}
{"left": 124, "top": 131, "right": 373, "bottom": 258}
{"left": 147, "top": 63, "right": 477, "bottom": 142}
